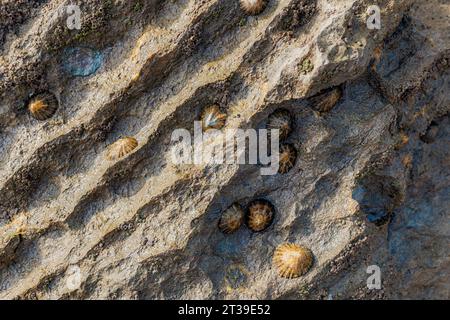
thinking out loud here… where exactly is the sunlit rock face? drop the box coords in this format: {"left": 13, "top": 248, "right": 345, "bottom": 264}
{"left": 0, "top": 0, "right": 448, "bottom": 300}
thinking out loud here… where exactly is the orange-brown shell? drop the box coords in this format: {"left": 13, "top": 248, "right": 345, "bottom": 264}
{"left": 106, "top": 137, "right": 138, "bottom": 160}
{"left": 218, "top": 203, "right": 245, "bottom": 234}
{"left": 28, "top": 92, "right": 58, "bottom": 120}
{"left": 201, "top": 105, "right": 227, "bottom": 131}
{"left": 267, "top": 109, "right": 293, "bottom": 141}
{"left": 278, "top": 143, "right": 297, "bottom": 174}
{"left": 246, "top": 199, "right": 274, "bottom": 232}
{"left": 273, "top": 243, "right": 313, "bottom": 278}
{"left": 311, "top": 87, "right": 342, "bottom": 114}
{"left": 240, "top": 0, "right": 267, "bottom": 15}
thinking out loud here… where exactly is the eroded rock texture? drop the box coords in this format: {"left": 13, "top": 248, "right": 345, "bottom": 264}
{"left": 0, "top": 0, "right": 448, "bottom": 299}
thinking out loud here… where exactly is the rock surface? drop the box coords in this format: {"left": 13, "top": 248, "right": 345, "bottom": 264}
{"left": 0, "top": 0, "right": 448, "bottom": 299}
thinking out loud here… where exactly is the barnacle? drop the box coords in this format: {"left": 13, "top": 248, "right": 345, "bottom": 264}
{"left": 201, "top": 105, "right": 227, "bottom": 131}
{"left": 28, "top": 92, "right": 58, "bottom": 120}
{"left": 278, "top": 143, "right": 297, "bottom": 174}
{"left": 267, "top": 109, "right": 293, "bottom": 141}
{"left": 246, "top": 199, "right": 274, "bottom": 232}
{"left": 300, "top": 58, "right": 314, "bottom": 74}
{"left": 273, "top": 243, "right": 313, "bottom": 278}
{"left": 311, "top": 87, "right": 342, "bottom": 114}
{"left": 218, "top": 203, "right": 245, "bottom": 234}
{"left": 106, "top": 137, "right": 138, "bottom": 160}
{"left": 240, "top": 0, "right": 267, "bottom": 16}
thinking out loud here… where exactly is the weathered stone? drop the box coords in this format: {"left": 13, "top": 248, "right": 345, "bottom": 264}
{"left": 0, "top": 0, "right": 448, "bottom": 300}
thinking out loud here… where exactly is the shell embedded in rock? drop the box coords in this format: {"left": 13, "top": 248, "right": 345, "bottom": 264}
{"left": 311, "top": 87, "right": 342, "bottom": 114}
{"left": 224, "top": 264, "right": 248, "bottom": 289}
{"left": 278, "top": 143, "right": 297, "bottom": 174}
{"left": 106, "top": 137, "right": 138, "bottom": 160}
{"left": 240, "top": 0, "right": 267, "bottom": 15}
{"left": 28, "top": 92, "right": 58, "bottom": 120}
{"left": 201, "top": 105, "right": 227, "bottom": 131}
{"left": 273, "top": 243, "right": 313, "bottom": 278}
{"left": 62, "top": 47, "right": 103, "bottom": 77}
{"left": 246, "top": 199, "right": 275, "bottom": 232}
{"left": 267, "top": 109, "right": 293, "bottom": 141}
{"left": 218, "top": 203, "right": 245, "bottom": 234}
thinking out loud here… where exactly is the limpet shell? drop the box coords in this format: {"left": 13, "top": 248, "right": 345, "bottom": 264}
{"left": 28, "top": 92, "right": 58, "bottom": 120}
{"left": 201, "top": 105, "right": 227, "bottom": 131}
{"left": 218, "top": 203, "right": 245, "bottom": 234}
{"left": 311, "top": 87, "right": 342, "bottom": 114}
{"left": 278, "top": 143, "right": 297, "bottom": 174}
{"left": 246, "top": 199, "right": 274, "bottom": 232}
{"left": 273, "top": 243, "right": 313, "bottom": 278}
{"left": 240, "top": 0, "right": 267, "bottom": 15}
{"left": 106, "top": 137, "right": 138, "bottom": 160}
{"left": 267, "top": 109, "right": 293, "bottom": 141}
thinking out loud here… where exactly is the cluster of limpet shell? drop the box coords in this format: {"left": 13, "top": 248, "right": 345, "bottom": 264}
{"left": 28, "top": 92, "right": 59, "bottom": 121}
{"left": 200, "top": 105, "right": 227, "bottom": 131}
{"left": 240, "top": 0, "right": 267, "bottom": 16}
{"left": 106, "top": 136, "right": 138, "bottom": 160}
{"left": 218, "top": 199, "right": 275, "bottom": 234}
{"left": 266, "top": 109, "right": 298, "bottom": 174}
{"left": 218, "top": 202, "right": 314, "bottom": 279}
{"left": 273, "top": 243, "right": 313, "bottom": 278}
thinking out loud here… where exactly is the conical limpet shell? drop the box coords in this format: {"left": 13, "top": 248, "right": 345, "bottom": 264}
{"left": 246, "top": 199, "right": 274, "bottom": 232}
{"left": 106, "top": 137, "right": 138, "bottom": 160}
{"left": 273, "top": 243, "right": 313, "bottom": 278}
{"left": 311, "top": 87, "right": 342, "bottom": 114}
{"left": 278, "top": 143, "right": 297, "bottom": 174}
{"left": 28, "top": 92, "right": 58, "bottom": 120}
{"left": 267, "top": 109, "right": 293, "bottom": 141}
{"left": 240, "top": 0, "right": 267, "bottom": 15}
{"left": 201, "top": 105, "right": 227, "bottom": 131}
{"left": 218, "top": 203, "right": 245, "bottom": 234}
